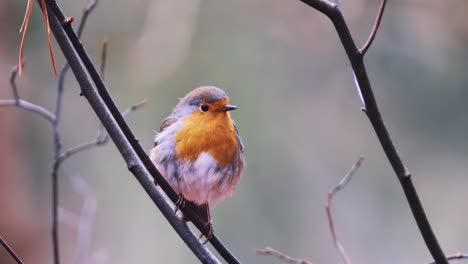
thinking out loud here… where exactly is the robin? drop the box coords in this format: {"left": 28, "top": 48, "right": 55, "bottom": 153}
{"left": 150, "top": 86, "right": 245, "bottom": 239}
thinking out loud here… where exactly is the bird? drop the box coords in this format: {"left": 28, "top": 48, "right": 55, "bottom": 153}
{"left": 150, "top": 86, "right": 245, "bottom": 239}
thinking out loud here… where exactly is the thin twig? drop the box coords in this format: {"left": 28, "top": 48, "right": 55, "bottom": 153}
{"left": 76, "top": 0, "right": 99, "bottom": 38}
{"left": 426, "top": 253, "right": 468, "bottom": 264}
{"left": 326, "top": 157, "right": 364, "bottom": 264}
{"left": 46, "top": 1, "right": 238, "bottom": 262}
{"left": 0, "top": 99, "right": 55, "bottom": 123}
{"left": 18, "top": 0, "right": 33, "bottom": 76}
{"left": 359, "top": 0, "right": 387, "bottom": 55}
{"left": 10, "top": 66, "right": 20, "bottom": 102}
{"left": 56, "top": 41, "right": 149, "bottom": 163}
{"left": 40, "top": 0, "right": 57, "bottom": 76}
{"left": 256, "top": 247, "right": 313, "bottom": 264}
{"left": 0, "top": 66, "right": 56, "bottom": 123}
{"left": 297, "top": 1, "right": 448, "bottom": 263}
{"left": 49, "top": 1, "right": 101, "bottom": 262}
{"left": 0, "top": 235, "right": 24, "bottom": 264}
{"left": 57, "top": 98, "right": 148, "bottom": 162}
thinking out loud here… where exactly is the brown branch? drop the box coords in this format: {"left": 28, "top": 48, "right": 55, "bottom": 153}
{"left": 297, "top": 1, "right": 448, "bottom": 263}
{"left": 359, "top": 0, "right": 387, "bottom": 55}
{"left": 18, "top": 0, "right": 57, "bottom": 76}
{"left": 18, "top": 0, "right": 33, "bottom": 76}
{"left": 0, "top": 235, "right": 24, "bottom": 264}
{"left": 256, "top": 247, "right": 313, "bottom": 264}
{"left": 326, "top": 157, "right": 364, "bottom": 264}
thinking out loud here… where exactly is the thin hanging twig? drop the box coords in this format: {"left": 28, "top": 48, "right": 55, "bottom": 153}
{"left": 0, "top": 235, "right": 24, "bottom": 264}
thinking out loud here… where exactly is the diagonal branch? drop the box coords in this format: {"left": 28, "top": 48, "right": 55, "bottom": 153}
{"left": 326, "top": 157, "right": 364, "bottom": 264}
{"left": 42, "top": 1, "right": 223, "bottom": 263}
{"left": 43, "top": 0, "right": 239, "bottom": 263}
{"left": 0, "top": 235, "right": 24, "bottom": 264}
{"left": 297, "top": 0, "right": 448, "bottom": 263}
{"left": 359, "top": 0, "right": 387, "bottom": 55}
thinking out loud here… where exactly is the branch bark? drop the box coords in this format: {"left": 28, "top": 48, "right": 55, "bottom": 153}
{"left": 297, "top": 1, "right": 447, "bottom": 263}
{"left": 41, "top": 0, "right": 238, "bottom": 262}
{"left": 0, "top": 235, "right": 24, "bottom": 264}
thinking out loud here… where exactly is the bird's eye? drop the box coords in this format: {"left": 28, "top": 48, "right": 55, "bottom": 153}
{"left": 200, "top": 104, "right": 209, "bottom": 112}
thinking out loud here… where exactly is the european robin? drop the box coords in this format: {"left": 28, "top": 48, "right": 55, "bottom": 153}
{"left": 150, "top": 86, "right": 245, "bottom": 238}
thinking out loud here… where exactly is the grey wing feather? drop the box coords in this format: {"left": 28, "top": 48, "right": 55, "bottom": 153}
{"left": 160, "top": 117, "right": 177, "bottom": 132}
{"left": 154, "top": 116, "right": 177, "bottom": 147}
{"left": 234, "top": 124, "right": 244, "bottom": 153}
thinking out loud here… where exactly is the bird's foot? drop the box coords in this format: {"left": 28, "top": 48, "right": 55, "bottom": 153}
{"left": 174, "top": 194, "right": 186, "bottom": 215}
{"left": 199, "top": 221, "right": 213, "bottom": 245}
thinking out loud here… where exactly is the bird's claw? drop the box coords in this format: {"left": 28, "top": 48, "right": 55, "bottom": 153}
{"left": 174, "top": 194, "right": 186, "bottom": 215}
{"left": 198, "top": 221, "right": 213, "bottom": 245}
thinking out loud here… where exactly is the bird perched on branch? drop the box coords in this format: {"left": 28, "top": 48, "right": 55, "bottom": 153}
{"left": 150, "top": 86, "right": 245, "bottom": 239}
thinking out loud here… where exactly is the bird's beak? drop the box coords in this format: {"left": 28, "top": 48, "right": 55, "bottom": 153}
{"left": 221, "top": 104, "right": 237, "bottom": 111}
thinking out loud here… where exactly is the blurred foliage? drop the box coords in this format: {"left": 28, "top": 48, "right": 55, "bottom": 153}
{"left": 1, "top": 0, "right": 468, "bottom": 263}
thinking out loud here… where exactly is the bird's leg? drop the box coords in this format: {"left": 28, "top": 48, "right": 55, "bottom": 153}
{"left": 174, "top": 194, "right": 186, "bottom": 215}
{"left": 199, "top": 205, "right": 213, "bottom": 244}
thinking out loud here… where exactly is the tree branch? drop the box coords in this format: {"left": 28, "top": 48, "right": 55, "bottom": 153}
{"left": 43, "top": 0, "right": 240, "bottom": 262}
{"left": 57, "top": 98, "right": 148, "bottom": 163}
{"left": 50, "top": 0, "right": 101, "bottom": 262}
{"left": 326, "top": 157, "right": 364, "bottom": 264}
{"left": 0, "top": 66, "right": 56, "bottom": 123}
{"left": 0, "top": 235, "right": 24, "bottom": 264}
{"left": 297, "top": 1, "right": 448, "bottom": 263}
{"left": 41, "top": 0, "right": 226, "bottom": 262}
{"left": 359, "top": 0, "right": 387, "bottom": 55}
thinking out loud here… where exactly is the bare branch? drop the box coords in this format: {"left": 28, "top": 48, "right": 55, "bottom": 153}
{"left": 297, "top": 1, "right": 448, "bottom": 263}
{"left": 76, "top": 0, "right": 99, "bottom": 38}
{"left": 326, "top": 157, "right": 364, "bottom": 264}
{"left": 0, "top": 235, "right": 24, "bottom": 264}
{"left": 49, "top": 0, "right": 101, "bottom": 262}
{"left": 57, "top": 98, "right": 148, "bottom": 162}
{"left": 18, "top": 0, "right": 33, "bottom": 76}
{"left": 359, "top": 0, "right": 387, "bottom": 55}
{"left": 45, "top": 0, "right": 238, "bottom": 262}
{"left": 426, "top": 253, "right": 468, "bottom": 264}
{"left": 0, "top": 99, "right": 55, "bottom": 123}
{"left": 44, "top": 1, "right": 224, "bottom": 262}
{"left": 256, "top": 247, "right": 313, "bottom": 264}
{"left": 9, "top": 66, "right": 20, "bottom": 102}
{"left": 0, "top": 66, "right": 55, "bottom": 123}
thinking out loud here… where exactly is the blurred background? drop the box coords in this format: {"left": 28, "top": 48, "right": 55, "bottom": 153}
{"left": 1, "top": 0, "right": 468, "bottom": 263}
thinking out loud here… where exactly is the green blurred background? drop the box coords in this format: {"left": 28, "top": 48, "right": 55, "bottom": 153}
{"left": 1, "top": 0, "right": 468, "bottom": 263}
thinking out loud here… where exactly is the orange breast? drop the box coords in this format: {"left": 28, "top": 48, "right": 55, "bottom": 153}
{"left": 175, "top": 111, "right": 238, "bottom": 165}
